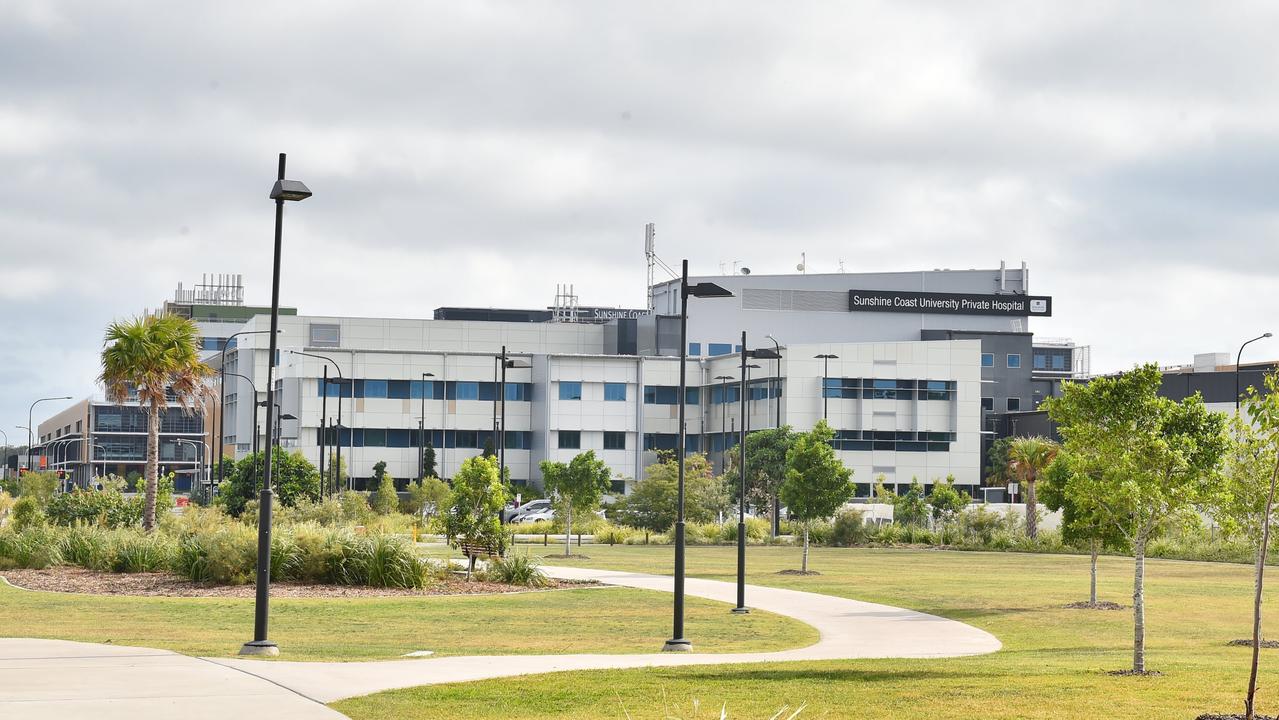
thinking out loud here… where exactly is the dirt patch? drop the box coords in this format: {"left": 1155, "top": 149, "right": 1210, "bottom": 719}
{"left": 1105, "top": 669, "right": 1163, "bottom": 677}
{"left": 1064, "top": 601, "right": 1125, "bottom": 611}
{"left": 543, "top": 554, "right": 592, "bottom": 560}
{"left": 1227, "top": 638, "right": 1279, "bottom": 648}
{"left": 0, "top": 567, "right": 594, "bottom": 599}
{"left": 776, "top": 569, "right": 822, "bottom": 576}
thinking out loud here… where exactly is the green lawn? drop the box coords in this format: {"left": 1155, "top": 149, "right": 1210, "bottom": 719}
{"left": 0, "top": 577, "right": 812, "bottom": 662}
{"left": 334, "top": 544, "right": 1278, "bottom": 719}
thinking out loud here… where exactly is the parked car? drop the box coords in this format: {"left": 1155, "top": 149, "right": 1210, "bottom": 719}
{"left": 513, "top": 508, "right": 555, "bottom": 524}
{"left": 505, "top": 498, "right": 551, "bottom": 523}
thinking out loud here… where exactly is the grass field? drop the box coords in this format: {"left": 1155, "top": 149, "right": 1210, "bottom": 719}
{"left": 0, "top": 576, "right": 812, "bottom": 662}
{"left": 334, "top": 544, "right": 1278, "bottom": 719}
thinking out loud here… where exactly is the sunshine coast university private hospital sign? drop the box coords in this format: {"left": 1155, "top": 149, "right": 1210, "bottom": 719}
{"left": 848, "top": 290, "right": 1052, "bottom": 317}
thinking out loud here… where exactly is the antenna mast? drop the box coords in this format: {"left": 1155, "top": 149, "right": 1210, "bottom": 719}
{"left": 645, "top": 222, "right": 656, "bottom": 311}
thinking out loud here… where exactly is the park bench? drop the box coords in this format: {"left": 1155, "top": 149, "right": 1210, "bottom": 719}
{"left": 458, "top": 540, "right": 503, "bottom": 578}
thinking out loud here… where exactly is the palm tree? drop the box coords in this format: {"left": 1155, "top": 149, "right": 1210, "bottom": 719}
{"left": 100, "top": 314, "right": 214, "bottom": 531}
{"left": 1008, "top": 436, "right": 1059, "bottom": 540}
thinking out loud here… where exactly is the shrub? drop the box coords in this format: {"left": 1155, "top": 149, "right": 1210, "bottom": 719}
{"left": 47, "top": 488, "right": 142, "bottom": 528}
{"left": 592, "top": 522, "right": 636, "bottom": 546}
{"left": 10, "top": 496, "right": 44, "bottom": 529}
{"left": 17, "top": 472, "right": 58, "bottom": 506}
{"left": 290, "top": 524, "right": 362, "bottom": 584}
{"left": 0, "top": 492, "right": 15, "bottom": 526}
{"left": 828, "top": 509, "right": 869, "bottom": 547}
{"left": 108, "top": 531, "right": 175, "bottom": 573}
{"left": 277, "top": 497, "right": 345, "bottom": 527}
{"left": 684, "top": 522, "right": 722, "bottom": 545}
{"left": 339, "top": 491, "right": 374, "bottom": 525}
{"left": 271, "top": 531, "right": 301, "bottom": 583}
{"left": 513, "top": 519, "right": 556, "bottom": 536}
{"left": 719, "top": 517, "right": 771, "bottom": 543}
{"left": 485, "top": 552, "right": 548, "bottom": 587}
{"left": 806, "top": 520, "right": 834, "bottom": 546}
{"left": 364, "top": 533, "right": 432, "bottom": 588}
{"left": 171, "top": 524, "right": 259, "bottom": 584}
{"left": 58, "top": 525, "right": 110, "bottom": 570}
{"left": 0, "top": 526, "right": 63, "bottom": 568}
{"left": 371, "top": 474, "right": 399, "bottom": 515}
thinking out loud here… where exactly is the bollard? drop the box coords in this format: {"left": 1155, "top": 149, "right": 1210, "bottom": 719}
{"left": 543, "top": 533, "right": 548, "bottom": 546}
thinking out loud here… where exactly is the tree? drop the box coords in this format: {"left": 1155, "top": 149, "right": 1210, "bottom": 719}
{"left": 443, "top": 455, "right": 510, "bottom": 578}
{"left": 326, "top": 452, "right": 348, "bottom": 491}
{"left": 876, "top": 479, "right": 928, "bottom": 527}
{"left": 616, "top": 452, "right": 726, "bottom": 532}
{"left": 99, "top": 313, "right": 213, "bottom": 531}
{"left": 1044, "top": 363, "right": 1229, "bottom": 673}
{"left": 217, "top": 447, "right": 320, "bottom": 517}
{"left": 725, "top": 427, "right": 796, "bottom": 533}
{"left": 541, "top": 451, "right": 612, "bottom": 557}
{"left": 422, "top": 442, "right": 437, "bottom": 478}
{"left": 780, "top": 420, "right": 854, "bottom": 573}
{"left": 372, "top": 460, "right": 388, "bottom": 482}
{"left": 1217, "top": 373, "right": 1279, "bottom": 720}
{"left": 985, "top": 435, "right": 1016, "bottom": 486}
{"left": 405, "top": 476, "right": 450, "bottom": 517}
{"left": 927, "top": 476, "right": 971, "bottom": 523}
{"left": 1040, "top": 455, "right": 1128, "bottom": 606}
{"left": 1008, "top": 436, "right": 1059, "bottom": 539}
{"left": 371, "top": 471, "right": 399, "bottom": 515}
{"left": 481, "top": 438, "right": 496, "bottom": 458}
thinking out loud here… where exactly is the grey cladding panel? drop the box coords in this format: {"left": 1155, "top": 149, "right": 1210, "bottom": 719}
{"left": 743, "top": 288, "right": 845, "bottom": 312}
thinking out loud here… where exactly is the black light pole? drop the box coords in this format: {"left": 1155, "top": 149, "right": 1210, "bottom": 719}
{"left": 288, "top": 351, "right": 345, "bottom": 495}
{"left": 28, "top": 396, "right": 71, "bottom": 472}
{"left": 242, "top": 153, "right": 310, "bottom": 658}
{"left": 498, "top": 351, "right": 527, "bottom": 496}
{"left": 814, "top": 354, "right": 839, "bottom": 420}
{"left": 765, "top": 335, "right": 782, "bottom": 428}
{"left": 1236, "top": 333, "right": 1272, "bottom": 413}
{"left": 664, "top": 260, "right": 733, "bottom": 653}
{"left": 217, "top": 330, "right": 277, "bottom": 488}
{"left": 419, "top": 372, "right": 435, "bottom": 479}
{"left": 221, "top": 372, "right": 259, "bottom": 492}
{"left": 734, "top": 335, "right": 779, "bottom": 614}
{"left": 318, "top": 366, "right": 328, "bottom": 491}
{"left": 713, "top": 375, "right": 733, "bottom": 473}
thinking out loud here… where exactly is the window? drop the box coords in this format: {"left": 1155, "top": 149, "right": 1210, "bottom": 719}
{"left": 923, "top": 380, "right": 953, "bottom": 401}
{"left": 505, "top": 383, "right": 531, "bottom": 401}
{"left": 708, "top": 343, "right": 733, "bottom": 356}
{"left": 603, "top": 431, "right": 626, "bottom": 450}
{"left": 363, "top": 429, "right": 387, "bottom": 447}
{"left": 644, "top": 433, "right": 679, "bottom": 451}
{"left": 981, "top": 353, "right": 994, "bottom": 367}
{"left": 604, "top": 383, "right": 627, "bottom": 402}
{"left": 644, "top": 385, "right": 699, "bottom": 405}
{"left": 1007, "top": 397, "right": 1021, "bottom": 411}
{"left": 610, "top": 480, "right": 627, "bottom": 495}
{"left": 411, "top": 379, "right": 443, "bottom": 399}
{"left": 1033, "top": 354, "right": 1047, "bottom": 370}
{"left": 362, "top": 380, "right": 388, "bottom": 399}
{"left": 559, "top": 381, "right": 583, "bottom": 401}
{"left": 1007, "top": 354, "right": 1021, "bottom": 369}
{"left": 688, "top": 342, "right": 702, "bottom": 356}
{"left": 447, "top": 381, "right": 480, "bottom": 400}
{"left": 1052, "top": 354, "right": 1067, "bottom": 370}
{"left": 558, "top": 430, "right": 581, "bottom": 449}
{"left": 309, "top": 323, "right": 341, "bottom": 348}
{"left": 387, "top": 380, "right": 411, "bottom": 399}
{"left": 981, "top": 397, "right": 994, "bottom": 411}
{"left": 686, "top": 387, "right": 700, "bottom": 405}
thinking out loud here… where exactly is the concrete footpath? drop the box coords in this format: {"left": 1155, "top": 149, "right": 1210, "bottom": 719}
{"left": 0, "top": 566, "right": 1000, "bottom": 718}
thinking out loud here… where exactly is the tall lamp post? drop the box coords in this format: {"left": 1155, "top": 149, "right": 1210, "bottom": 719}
{"left": 814, "top": 354, "right": 839, "bottom": 420}
{"left": 241, "top": 153, "right": 310, "bottom": 658}
{"left": 497, "top": 348, "right": 528, "bottom": 491}
{"left": 1237, "top": 333, "right": 1273, "bottom": 413}
{"left": 765, "top": 335, "right": 782, "bottom": 428}
{"left": 419, "top": 372, "right": 435, "bottom": 479}
{"left": 221, "top": 372, "right": 261, "bottom": 492}
{"left": 288, "top": 350, "right": 346, "bottom": 496}
{"left": 735, "top": 332, "right": 780, "bottom": 614}
{"left": 664, "top": 259, "right": 733, "bottom": 653}
{"left": 217, "top": 330, "right": 278, "bottom": 489}
{"left": 28, "top": 396, "right": 71, "bottom": 472}
{"left": 0, "top": 428, "right": 8, "bottom": 481}
{"left": 713, "top": 375, "right": 734, "bottom": 473}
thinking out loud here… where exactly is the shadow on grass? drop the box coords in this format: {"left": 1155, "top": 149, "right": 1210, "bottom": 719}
{"left": 652, "top": 666, "right": 994, "bottom": 685}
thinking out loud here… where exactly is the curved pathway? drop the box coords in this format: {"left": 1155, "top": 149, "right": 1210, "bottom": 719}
{"left": 0, "top": 567, "right": 999, "bottom": 718}
{"left": 212, "top": 565, "right": 1000, "bottom": 703}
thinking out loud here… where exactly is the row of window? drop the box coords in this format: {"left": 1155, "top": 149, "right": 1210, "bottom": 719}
{"left": 983, "top": 397, "right": 1022, "bottom": 412}
{"left": 831, "top": 430, "right": 955, "bottom": 453}
{"left": 318, "top": 379, "right": 532, "bottom": 401}
{"left": 315, "top": 428, "right": 533, "bottom": 450}
{"left": 556, "top": 430, "right": 629, "bottom": 450}
{"left": 709, "top": 380, "right": 782, "bottom": 404}
{"left": 94, "top": 407, "right": 205, "bottom": 434}
{"left": 557, "top": 381, "right": 628, "bottom": 401}
{"left": 1033, "top": 350, "right": 1071, "bottom": 371}
{"left": 822, "top": 378, "right": 957, "bottom": 401}
{"left": 688, "top": 342, "right": 744, "bottom": 357}
{"left": 981, "top": 353, "right": 1021, "bottom": 369}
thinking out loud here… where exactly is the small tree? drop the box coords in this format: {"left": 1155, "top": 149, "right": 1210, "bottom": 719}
{"left": 422, "top": 442, "right": 438, "bottom": 479}
{"left": 985, "top": 435, "right": 1016, "bottom": 486}
{"left": 725, "top": 426, "right": 796, "bottom": 533}
{"left": 927, "top": 476, "right": 971, "bottom": 524}
{"left": 326, "top": 452, "right": 349, "bottom": 490}
{"left": 371, "top": 471, "right": 399, "bottom": 515}
{"left": 444, "top": 455, "right": 510, "bottom": 578}
{"left": 1008, "top": 436, "right": 1058, "bottom": 539}
{"left": 780, "top": 420, "right": 854, "bottom": 573}
{"left": 481, "top": 438, "right": 496, "bottom": 458}
{"left": 405, "top": 476, "right": 450, "bottom": 517}
{"left": 616, "top": 452, "right": 726, "bottom": 531}
{"left": 217, "top": 448, "right": 320, "bottom": 517}
{"left": 541, "top": 451, "right": 612, "bottom": 557}
{"left": 1044, "top": 363, "right": 1229, "bottom": 673}
{"left": 1040, "top": 455, "right": 1128, "bottom": 605}
{"left": 877, "top": 479, "right": 929, "bottom": 527}
{"left": 1217, "top": 373, "right": 1279, "bottom": 720}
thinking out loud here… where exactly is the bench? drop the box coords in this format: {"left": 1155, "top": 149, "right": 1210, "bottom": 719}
{"left": 458, "top": 541, "right": 503, "bottom": 577}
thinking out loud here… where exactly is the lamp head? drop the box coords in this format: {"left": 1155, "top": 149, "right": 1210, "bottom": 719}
{"left": 750, "top": 347, "right": 782, "bottom": 360}
{"left": 270, "top": 179, "right": 313, "bottom": 201}
{"left": 686, "top": 281, "right": 733, "bottom": 299}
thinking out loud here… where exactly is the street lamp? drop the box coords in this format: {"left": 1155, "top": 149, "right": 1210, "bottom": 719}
{"left": 419, "top": 372, "right": 436, "bottom": 479}
{"left": 289, "top": 351, "right": 347, "bottom": 497}
{"left": 665, "top": 259, "right": 733, "bottom": 653}
{"left": 242, "top": 153, "right": 310, "bottom": 659}
{"left": 713, "top": 375, "right": 734, "bottom": 473}
{"left": 217, "top": 330, "right": 279, "bottom": 489}
{"left": 765, "top": 335, "right": 782, "bottom": 428}
{"left": 814, "top": 354, "right": 839, "bottom": 420}
{"left": 497, "top": 348, "right": 529, "bottom": 494}
{"left": 221, "top": 372, "right": 262, "bottom": 492}
{"left": 1236, "top": 333, "right": 1273, "bottom": 413}
{"left": 733, "top": 332, "right": 779, "bottom": 615}
{"left": 28, "top": 396, "right": 71, "bottom": 472}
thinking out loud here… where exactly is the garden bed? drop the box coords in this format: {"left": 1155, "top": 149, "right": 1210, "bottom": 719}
{"left": 1, "top": 567, "right": 594, "bottom": 599}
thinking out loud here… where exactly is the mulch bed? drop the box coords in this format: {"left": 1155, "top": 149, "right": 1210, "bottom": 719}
{"left": 1228, "top": 639, "right": 1279, "bottom": 648}
{"left": 1064, "top": 601, "right": 1125, "bottom": 610}
{"left": 0, "top": 567, "right": 594, "bottom": 598}
{"left": 1105, "top": 669, "right": 1163, "bottom": 677}
{"left": 776, "top": 569, "right": 822, "bottom": 576}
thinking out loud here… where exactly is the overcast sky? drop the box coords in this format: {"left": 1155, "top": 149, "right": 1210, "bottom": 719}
{"left": 3, "top": 1, "right": 1279, "bottom": 439}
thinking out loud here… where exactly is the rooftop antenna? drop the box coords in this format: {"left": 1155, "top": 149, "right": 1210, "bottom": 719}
{"left": 837, "top": 257, "right": 846, "bottom": 273}
{"left": 645, "top": 223, "right": 656, "bottom": 311}
{"left": 796, "top": 252, "right": 806, "bottom": 274}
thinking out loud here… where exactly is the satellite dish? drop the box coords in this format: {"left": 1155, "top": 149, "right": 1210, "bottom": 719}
{"left": 741, "top": 267, "right": 751, "bottom": 275}
{"left": 795, "top": 263, "right": 805, "bottom": 272}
